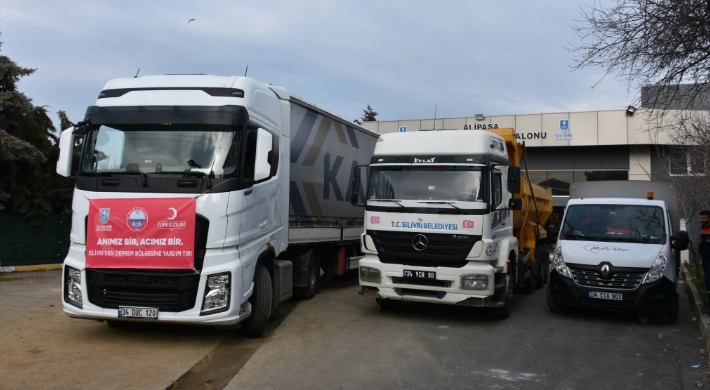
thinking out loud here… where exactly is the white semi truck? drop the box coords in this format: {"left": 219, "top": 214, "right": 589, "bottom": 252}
{"left": 547, "top": 181, "right": 689, "bottom": 323}
{"left": 350, "top": 128, "right": 553, "bottom": 318}
{"left": 56, "top": 74, "right": 378, "bottom": 336}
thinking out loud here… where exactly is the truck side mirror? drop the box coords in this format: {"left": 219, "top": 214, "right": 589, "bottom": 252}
{"left": 508, "top": 198, "right": 522, "bottom": 210}
{"left": 672, "top": 230, "right": 689, "bottom": 251}
{"left": 56, "top": 127, "right": 75, "bottom": 177}
{"left": 508, "top": 167, "right": 521, "bottom": 194}
{"left": 254, "top": 128, "right": 273, "bottom": 182}
{"left": 350, "top": 168, "right": 362, "bottom": 206}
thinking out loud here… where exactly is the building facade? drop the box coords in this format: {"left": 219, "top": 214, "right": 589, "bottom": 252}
{"left": 358, "top": 107, "right": 689, "bottom": 217}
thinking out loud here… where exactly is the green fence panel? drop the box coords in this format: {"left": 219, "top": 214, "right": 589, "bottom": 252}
{"left": 0, "top": 214, "right": 71, "bottom": 267}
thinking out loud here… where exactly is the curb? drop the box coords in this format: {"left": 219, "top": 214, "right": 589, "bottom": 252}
{"left": 0, "top": 264, "right": 62, "bottom": 273}
{"left": 682, "top": 265, "right": 710, "bottom": 355}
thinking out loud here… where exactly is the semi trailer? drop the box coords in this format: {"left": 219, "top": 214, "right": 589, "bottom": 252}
{"left": 56, "top": 74, "right": 378, "bottom": 336}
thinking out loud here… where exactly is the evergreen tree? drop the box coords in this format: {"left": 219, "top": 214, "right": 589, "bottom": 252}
{"left": 0, "top": 39, "right": 73, "bottom": 222}
{"left": 361, "top": 104, "right": 378, "bottom": 122}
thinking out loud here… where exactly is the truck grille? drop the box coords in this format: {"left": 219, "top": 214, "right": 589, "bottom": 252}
{"left": 368, "top": 230, "right": 479, "bottom": 268}
{"left": 569, "top": 265, "right": 646, "bottom": 290}
{"left": 86, "top": 269, "right": 200, "bottom": 311}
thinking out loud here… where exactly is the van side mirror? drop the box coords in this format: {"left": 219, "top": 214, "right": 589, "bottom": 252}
{"left": 254, "top": 128, "right": 273, "bottom": 182}
{"left": 56, "top": 127, "right": 75, "bottom": 177}
{"left": 672, "top": 230, "right": 689, "bottom": 251}
{"left": 508, "top": 167, "right": 521, "bottom": 194}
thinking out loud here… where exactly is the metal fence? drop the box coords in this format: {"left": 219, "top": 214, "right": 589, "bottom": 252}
{"left": 0, "top": 214, "right": 71, "bottom": 266}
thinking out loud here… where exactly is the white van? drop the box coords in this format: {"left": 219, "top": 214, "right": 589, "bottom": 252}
{"left": 546, "top": 181, "right": 689, "bottom": 323}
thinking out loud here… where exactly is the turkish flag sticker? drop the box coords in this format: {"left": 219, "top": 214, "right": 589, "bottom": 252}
{"left": 463, "top": 220, "right": 475, "bottom": 229}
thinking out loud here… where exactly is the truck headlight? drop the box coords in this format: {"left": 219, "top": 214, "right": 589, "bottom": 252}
{"left": 64, "top": 266, "right": 83, "bottom": 308}
{"left": 201, "top": 272, "right": 230, "bottom": 315}
{"left": 642, "top": 254, "right": 667, "bottom": 284}
{"left": 461, "top": 274, "right": 489, "bottom": 290}
{"left": 360, "top": 266, "right": 381, "bottom": 283}
{"left": 552, "top": 247, "right": 572, "bottom": 279}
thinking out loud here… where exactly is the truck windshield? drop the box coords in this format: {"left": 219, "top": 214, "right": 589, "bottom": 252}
{"left": 561, "top": 204, "right": 666, "bottom": 244}
{"left": 80, "top": 124, "right": 238, "bottom": 178}
{"left": 367, "top": 166, "right": 484, "bottom": 203}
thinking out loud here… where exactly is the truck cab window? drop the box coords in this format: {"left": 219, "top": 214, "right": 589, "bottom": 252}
{"left": 243, "top": 129, "right": 257, "bottom": 181}
{"left": 492, "top": 171, "right": 503, "bottom": 207}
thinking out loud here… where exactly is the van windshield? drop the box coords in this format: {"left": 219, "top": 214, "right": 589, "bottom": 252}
{"left": 561, "top": 204, "right": 666, "bottom": 244}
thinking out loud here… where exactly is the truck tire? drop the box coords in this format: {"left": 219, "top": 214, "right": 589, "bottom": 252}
{"left": 656, "top": 290, "right": 679, "bottom": 325}
{"left": 546, "top": 284, "right": 569, "bottom": 314}
{"left": 535, "top": 244, "right": 550, "bottom": 288}
{"left": 294, "top": 250, "right": 320, "bottom": 300}
{"left": 520, "top": 258, "right": 536, "bottom": 294}
{"left": 376, "top": 298, "right": 402, "bottom": 310}
{"left": 240, "top": 265, "right": 273, "bottom": 338}
{"left": 490, "top": 277, "right": 512, "bottom": 319}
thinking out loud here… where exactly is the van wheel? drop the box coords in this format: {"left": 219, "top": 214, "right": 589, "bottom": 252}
{"left": 240, "top": 265, "right": 273, "bottom": 338}
{"left": 294, "top": 250, "right": 320, "bottom": 300}
{"left": 656, "top": 290, "right": 679, "bottom": 325}
{"left": 546, "top": 285, "right": 569, "bottom": 314}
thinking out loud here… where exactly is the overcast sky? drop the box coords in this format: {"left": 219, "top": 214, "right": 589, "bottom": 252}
{"left": 2, "top": 0, "right": 631, "bottom": 130}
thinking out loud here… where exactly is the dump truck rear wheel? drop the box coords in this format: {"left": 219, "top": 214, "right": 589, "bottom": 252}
{"left": 534, "top": 244, "right": 548, "bottom": 289}
{"left": 240, "top": 265, "right": 273, "bottom": 338}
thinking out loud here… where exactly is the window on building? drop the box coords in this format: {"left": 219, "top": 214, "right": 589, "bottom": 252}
{"left": 669, "top": 147, "right": 707, "bottom": 176}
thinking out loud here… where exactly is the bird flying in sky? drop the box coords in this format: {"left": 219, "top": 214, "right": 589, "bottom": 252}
{"left": 188, "top": 19, "right": 196, "bottom": 23}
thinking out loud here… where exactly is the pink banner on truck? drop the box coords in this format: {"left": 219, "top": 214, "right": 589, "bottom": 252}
{"left": 86, "top": 198, "right": 196, "bottom": 269}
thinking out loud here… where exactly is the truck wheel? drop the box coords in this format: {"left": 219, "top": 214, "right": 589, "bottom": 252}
{"left": 546, "top": 285, "right": 569, "bottom": 314}
{"left": 490, "top": 277, "right": 512, "bottom": 319}
{"left": 520, "top": 260, "right": 537, "bottom": 293}
{"left": 240, "top": 265, "right": 273, "bottom": 338}
{"left": 376, "top": 298, "right": 401, "bottom": 310}
{"left": 294, "top": 250, "right": 320, "bottom": 300}
{"left": 656, "top": 290, "right": 679, "bottom": 325}
{"left": 535, "top": 244, "right": 550, "bottom": 288}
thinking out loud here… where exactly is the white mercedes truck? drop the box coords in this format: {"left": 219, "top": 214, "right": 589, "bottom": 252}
{"left": 56, "top": 74, "right": 378, "bottom": 336}
{"left": 350, "top": 128, "right": 553, "bottom": 318}
{"left": 546, "top": 181, "right": 689, "bottom": 323}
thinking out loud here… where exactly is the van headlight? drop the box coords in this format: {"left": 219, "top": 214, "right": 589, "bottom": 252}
{"left": 552, "top": 247, "right": 572, "bottom": 279}
{"left": 642, "top": 254, "right": 667, "bottom": 284}
{"left": 201, "top": 272, "right": 230, "bottom": 315}
{"left": 64, "top": 266, "right": 83, "bottom": 308}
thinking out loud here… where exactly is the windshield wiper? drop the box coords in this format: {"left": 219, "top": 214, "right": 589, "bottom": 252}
{"left": 417, "top": 200, "right": 461, "bottom": 210}
{"left": 369, "top": 199, "right": 405, "bottom": 208}
{"left": 153, "top": 171, "right": 213, "bottom": 189}
{"left": 121, "top": 171, "right": 148, "bottom": 187}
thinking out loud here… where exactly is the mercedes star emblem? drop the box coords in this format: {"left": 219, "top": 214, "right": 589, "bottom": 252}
{"left": 412, "top": 234, "right": 428, "bottom": 251}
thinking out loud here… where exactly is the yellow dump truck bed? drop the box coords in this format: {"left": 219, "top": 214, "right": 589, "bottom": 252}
{"left": 487, "top": 128, "right": 553, "bottom": 255}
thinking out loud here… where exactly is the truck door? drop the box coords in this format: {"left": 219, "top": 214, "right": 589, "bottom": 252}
{"left": 490, "top": 169, "right": 509, "bottom": 246}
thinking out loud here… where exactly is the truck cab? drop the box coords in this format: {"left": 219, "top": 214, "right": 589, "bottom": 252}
{"left": 352, "top": 128, "right": 550, "bottom": 318}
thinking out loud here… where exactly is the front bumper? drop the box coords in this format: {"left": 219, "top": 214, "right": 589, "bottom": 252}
{"left": 547, "top": 269, "right": 675, "bottom": 315}
{"left": 61, "top": 243, "right": 249, "bottom": 326}
{"left": 358, "top": 255, "right": 507, "bottom": 307}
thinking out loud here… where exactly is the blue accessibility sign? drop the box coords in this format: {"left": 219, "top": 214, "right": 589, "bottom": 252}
{"left": 399, "top": 126, "right": 407, "bottom": 132}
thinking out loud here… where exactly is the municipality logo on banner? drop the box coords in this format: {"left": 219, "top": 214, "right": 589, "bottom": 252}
{"left": 99, "top": 208, "right": 110, "bottom": 224}
{"left": 127, "top": 207, "right": 148, "bottom": 231}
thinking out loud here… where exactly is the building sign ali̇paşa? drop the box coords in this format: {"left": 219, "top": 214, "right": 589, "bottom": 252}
{"left": 463, "top": 124, "right": 547, "bottom": 140}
